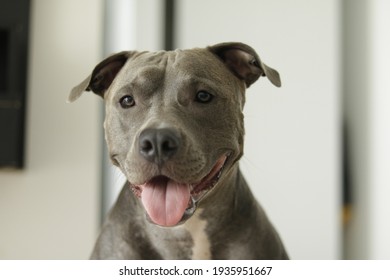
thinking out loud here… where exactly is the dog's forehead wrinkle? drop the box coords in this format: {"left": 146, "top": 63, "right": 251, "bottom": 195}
{"left": 132, "top": 65, "right": 166, "bottom": 89}
{"left": 117, "top": 50, "right": 230, "bottom": 102}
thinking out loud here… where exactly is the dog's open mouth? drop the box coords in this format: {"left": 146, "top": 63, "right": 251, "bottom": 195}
{"left": 130, "top": 154, "right": 228, "bottom": 227}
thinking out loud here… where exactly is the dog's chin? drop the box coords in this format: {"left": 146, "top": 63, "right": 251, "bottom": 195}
{"left": 129, "top": 153, "right": 229, "bottom": 227}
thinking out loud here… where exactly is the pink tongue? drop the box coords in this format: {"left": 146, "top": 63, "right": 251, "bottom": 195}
{"left": 141, "top": 177, "right": 191, "bottom": 227}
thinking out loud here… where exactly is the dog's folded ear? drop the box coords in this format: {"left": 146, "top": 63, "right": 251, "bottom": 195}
{"left": 68, "top": 51, "right": 133, "bottom": 102}
{"left": 208, "top": 42, "right": 281, "bottom": 88}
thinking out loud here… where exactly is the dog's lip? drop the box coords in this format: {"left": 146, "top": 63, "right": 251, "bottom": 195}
{"left": 130, "top": 153, "right": 229, "bottom": 198}
{"left": 190, "top": 154, "right": 229, "bottom": 196}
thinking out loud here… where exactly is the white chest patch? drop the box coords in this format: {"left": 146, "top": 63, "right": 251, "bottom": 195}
{"left": 183, "top": 209, "right": 211, "bottom": 259}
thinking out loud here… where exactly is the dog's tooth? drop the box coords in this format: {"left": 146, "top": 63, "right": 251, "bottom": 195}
{"left": 184, "top": 197, "right": 197, "bottom": 216}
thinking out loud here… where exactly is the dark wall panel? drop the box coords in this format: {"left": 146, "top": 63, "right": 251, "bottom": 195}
{"left": 0, "top": 0, "right": 30, "bottom": 168}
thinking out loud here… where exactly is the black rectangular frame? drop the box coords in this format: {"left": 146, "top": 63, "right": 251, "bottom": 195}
{"left": 0, "top": 0, "right": 30, "bottom": 168}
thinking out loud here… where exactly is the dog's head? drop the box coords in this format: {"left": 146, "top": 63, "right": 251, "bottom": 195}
{"left": 69, "top": 42, "right": 281, "bottom": 227}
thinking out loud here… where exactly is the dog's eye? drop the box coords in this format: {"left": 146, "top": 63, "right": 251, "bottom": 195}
{"left": 195, "top": 91, "right": 213, "bottom": 103}
{"left": 119, "top": 95, "right": 135, "bottom": 108}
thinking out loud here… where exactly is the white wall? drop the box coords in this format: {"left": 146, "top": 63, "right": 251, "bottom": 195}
{"left": 0, "top": 0, "right": 103, "bottom": 259}
{"left": 369, "top": 0, "right": 390, "bottom": 259}
{"left": 176, "top": 0, "right": 342, "bottom": 259}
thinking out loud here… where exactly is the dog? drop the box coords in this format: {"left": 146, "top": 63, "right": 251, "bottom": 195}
{"left": 69, "top": 42, "right": 288, "bottom": 259}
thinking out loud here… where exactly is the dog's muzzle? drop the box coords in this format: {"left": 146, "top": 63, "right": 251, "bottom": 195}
{"left": 130, "top": 153, "right": 229, "bottom": 227}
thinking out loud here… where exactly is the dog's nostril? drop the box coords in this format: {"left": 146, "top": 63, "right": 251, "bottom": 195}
{"left": 140, "top": 139, "right": 154, "bottom": 153}
{"left": 162, "top": 139, "right": 178, "bottom": 152}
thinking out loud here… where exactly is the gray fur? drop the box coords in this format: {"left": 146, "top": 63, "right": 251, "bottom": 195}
{"left": 70, "top": 42, "right": 288, "bottom": 259}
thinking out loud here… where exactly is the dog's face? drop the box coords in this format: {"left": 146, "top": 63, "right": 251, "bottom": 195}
{"left": 69, "top": 42, "right": 280, "bottom": 227}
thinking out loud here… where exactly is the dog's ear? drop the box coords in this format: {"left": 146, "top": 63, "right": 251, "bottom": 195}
{"left": 208, "top": 42, "right": 281, "bottom": 88}
{"left": 68, "top": 51, "right": 133, "bottom": 102}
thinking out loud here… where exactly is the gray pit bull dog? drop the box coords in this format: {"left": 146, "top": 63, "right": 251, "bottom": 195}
{"left": 69, "top": 42, "right": 288, "bottom": 259}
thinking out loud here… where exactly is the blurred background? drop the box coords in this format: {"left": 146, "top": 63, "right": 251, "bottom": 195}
{"left": 0, "top": 0, "right": 389, "bottom": 259}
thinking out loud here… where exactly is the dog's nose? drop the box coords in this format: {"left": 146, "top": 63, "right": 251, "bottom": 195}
{"left": 139, "top": 128, "right": 181, "bottom": 165}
